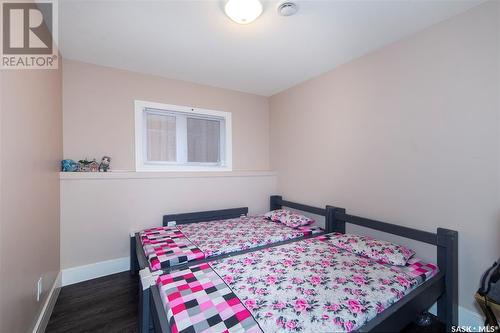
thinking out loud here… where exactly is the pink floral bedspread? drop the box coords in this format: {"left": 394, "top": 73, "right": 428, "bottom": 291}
{"left": 177, "top": 216, "right": 322, "bottom": 257}
{"left": 157, "top": 234, "right": 438, "bottom": 332}
{"left": 140, "top": 217, "right": 322, "bottom": 271}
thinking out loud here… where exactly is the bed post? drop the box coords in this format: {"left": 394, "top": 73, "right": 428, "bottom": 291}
{"left": 437, "top": 228, "right": 458, "bottom": 331}
{"left": 270, "top": 195, "right": 283, "bottom": 211}
{"left": 326, "top": 206, "right": 346, "bottom": 234}
{"left": 130, "top": 233, "right": 138, "bottom": 275}
{"left": 139, "top": 285, "right": 151, "bottom": 333}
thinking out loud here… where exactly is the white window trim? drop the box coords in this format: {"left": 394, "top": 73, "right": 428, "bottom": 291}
{"left": 135, "top": 100, "right": 232, "bottom": 172}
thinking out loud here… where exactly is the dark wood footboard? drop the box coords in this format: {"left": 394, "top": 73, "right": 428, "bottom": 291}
{"left": 331, "top": 210, "right": 458, "bottom": 331}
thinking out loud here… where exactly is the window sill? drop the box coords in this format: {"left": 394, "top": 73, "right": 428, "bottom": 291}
{"left": 59, "top": 170, "right": 277, "bottom": 180}
{"left": 136, "top": 165, "right": 232, "bottom": 172}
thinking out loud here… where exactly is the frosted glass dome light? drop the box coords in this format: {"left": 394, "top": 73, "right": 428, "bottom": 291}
{"left": 224, "top": 0, "right": 263, "bottom": 24}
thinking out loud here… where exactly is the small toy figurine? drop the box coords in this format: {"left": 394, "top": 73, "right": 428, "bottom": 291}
{"left": 78, "top": 158, "right": 92, "bottom": 172}
{"left": 78, "top": 158, "right": 100, "bottom": 172}
{"left": 99, "top": 156, "right": 111, "bottom": 172}
{"left": 61, "top": 159, "right": 78, "bottom": 172}
{"left": 89, "top": 159, "right": 100, "bottom": 172}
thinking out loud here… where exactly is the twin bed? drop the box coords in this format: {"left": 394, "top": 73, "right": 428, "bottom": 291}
{"left": 131, "top": 197, "right": 329, "bottom": 332}
{"left": 131, "top": 196, "right": 458, "bottom": 333}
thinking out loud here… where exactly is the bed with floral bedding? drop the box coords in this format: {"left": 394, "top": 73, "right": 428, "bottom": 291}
{"left": 139, "top": 216, "right": 323, "bottom": 272}
{"left": 153, "top": 234, "right": 439, "bottom": 333}
{"left": 133, "top": 197, "right": 337, "bottom": 333}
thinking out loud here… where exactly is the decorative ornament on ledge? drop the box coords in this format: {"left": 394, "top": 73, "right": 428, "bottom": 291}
{"left": 78, "top": 158, "right": 100, "bottom": 172}
{"left": 61, "top": 159, "right": 78, "bottom": 172}
{"left": 61, "top": 156, "right": 112, "bottom": 172}
{"left": 99, "top": 156, "right": 111, "bottom": 172}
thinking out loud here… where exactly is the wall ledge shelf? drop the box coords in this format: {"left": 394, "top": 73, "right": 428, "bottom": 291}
{"left": 60, "top": 170, "right": 277, "bottom": 180}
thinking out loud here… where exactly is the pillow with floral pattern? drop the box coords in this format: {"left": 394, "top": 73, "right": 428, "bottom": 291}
{"left": 328, "top": 233, "right": 415, "bottom": 266}
{"left": 264, "top": 210, "right": 314, "bottom": 228}
{"left": 264, "top": 209, "right": 290, "bottom": 222}
{"left": 279, "top": 212, "right": 315, "bottom": 228}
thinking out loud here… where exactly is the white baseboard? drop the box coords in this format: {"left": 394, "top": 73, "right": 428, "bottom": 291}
{"left": 459, "top": 305, "right": 485, "bottom": 329}
{"left": 32, "top": 271, "right": 62, "bottom": 333}
{"left": 61, "top": 257, "right": 130, "bottom": 286}
{"left": 428, "top": 303, "right": 485, "bottom": 328}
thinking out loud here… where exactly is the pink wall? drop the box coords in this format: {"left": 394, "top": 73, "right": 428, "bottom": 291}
{"left": 60, "top": 171, "right": 276, "bottom": 270}
{"left": 270, "top": 1, "right": 499, "bottom": 317}
{"left": 0, "top": 65, "right": 62, "bottom": 331}
{"left": 0, "top": 1, "right": 495, "bottom": 328}
{"left": 62, "top": 59, "right": 270, "bottom": 171}
{"left": 59, "top": 60, "right": 275, "bottom": 274}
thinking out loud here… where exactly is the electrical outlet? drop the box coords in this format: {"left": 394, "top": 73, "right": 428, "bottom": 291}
{"left": 36, "top": 277, "right": 42, "bottom": 302}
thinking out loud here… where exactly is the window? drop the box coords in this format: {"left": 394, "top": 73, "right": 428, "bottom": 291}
{"left": 135, "top": 100, "right": 232, "bottom": 171}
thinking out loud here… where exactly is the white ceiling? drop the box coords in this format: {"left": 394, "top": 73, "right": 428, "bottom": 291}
{"left": 59, "top": 0, "right": 483, "bottom": 96}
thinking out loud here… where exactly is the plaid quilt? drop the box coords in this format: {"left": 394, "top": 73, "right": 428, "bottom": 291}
{"left": 395, "top": 257, "right": 438, "bottom": 283}
{"left": 141, "top": 227, "right": 185, "bottom": 246}
{"left": 157, "top": 263, "right": 262, "bottom": 333}
{"left": 156, "top": 234, "right": 438, "bottom": 332}
{"left": 140, "top": 227, "right": 206, "bottom": 271}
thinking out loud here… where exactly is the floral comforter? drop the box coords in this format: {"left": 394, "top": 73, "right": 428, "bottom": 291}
{"left": 157, "top": 234, "right": 438, "bottom": 332}
{"left": 140, "top": 216, "right": 322, "bottom": 271}
{"left": 177, "top": 216, "right": 322, "bottom": 257}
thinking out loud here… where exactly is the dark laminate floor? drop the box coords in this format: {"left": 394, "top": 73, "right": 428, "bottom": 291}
{"left": 46, "top": 272, "right": 139, "bottom": 333}
{"left": 46, "top": 270, "right": 445, "bottom": 333}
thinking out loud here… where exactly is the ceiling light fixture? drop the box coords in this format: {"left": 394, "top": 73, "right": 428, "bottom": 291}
{"left": 224, "top": 0, "right": 263, "bottom": 25}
